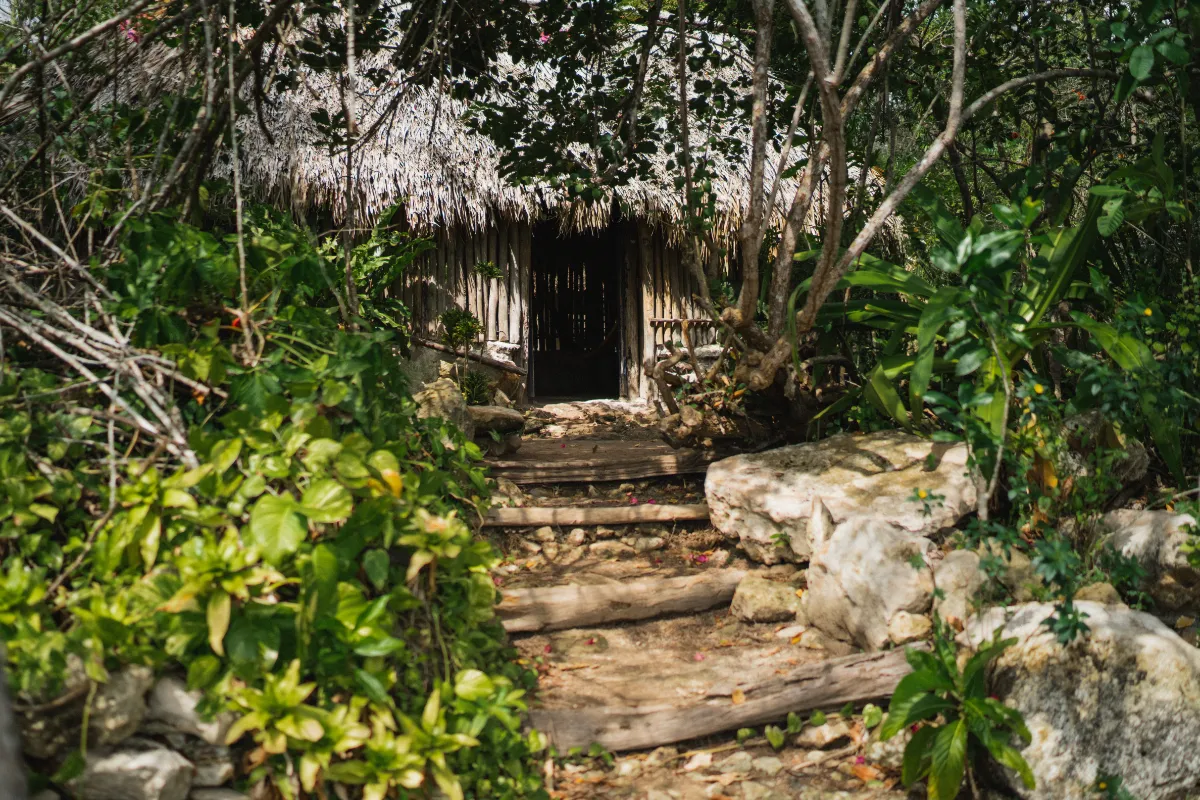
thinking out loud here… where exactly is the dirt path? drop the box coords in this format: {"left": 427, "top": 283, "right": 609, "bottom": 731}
{"left": 485, "top": 403, "right": 914, "bottom": 800}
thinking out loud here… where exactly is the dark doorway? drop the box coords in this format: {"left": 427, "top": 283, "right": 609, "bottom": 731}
{"left": 529, "top": 224, "right": 622, "bottom": 398}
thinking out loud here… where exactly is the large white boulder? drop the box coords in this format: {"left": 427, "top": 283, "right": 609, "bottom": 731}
{"left": 1098, "top": 509, "right": 1200, "bottom": 611}
{"left": 705, "top": 431, "right": 974, "bottom": 563}
{"left": 413, "top": 378, "right": 474, "bottom": 439}
{"left": 74, "top": 744, "right": 193, "bottom": 800}
{"left": 802, "top": 500, "right": 935, "bottom": 651}
{"left": 963, "top": 602, "right": 1200, "bottom": 800}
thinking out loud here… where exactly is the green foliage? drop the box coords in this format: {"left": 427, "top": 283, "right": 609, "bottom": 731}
{"left": 881, "top": 620, "right": 1034, "bottom": 799}
{"left": 460, "top": 371, "right": 493, "bottom": 406}
{"left": 0, "top": 210, "right": 546, "bottom": 798}
{"left": 441, "top": 308, "right": 484, "bottom": 353}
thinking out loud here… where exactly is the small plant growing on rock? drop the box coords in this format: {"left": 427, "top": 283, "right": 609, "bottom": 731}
{"left": 440, "top": 307, "right": 482, "bottom": 353}
{"left": 880, "top": 618, "right": 1034, "bottom": 799}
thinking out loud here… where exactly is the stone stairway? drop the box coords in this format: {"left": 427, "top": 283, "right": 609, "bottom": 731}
{"left": 485, "top": 451, "right": 910, "bottom": 800}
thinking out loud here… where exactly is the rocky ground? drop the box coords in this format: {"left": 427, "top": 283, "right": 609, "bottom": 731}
{"left": 484, "top": 404, "right": 916, "bottom": 800}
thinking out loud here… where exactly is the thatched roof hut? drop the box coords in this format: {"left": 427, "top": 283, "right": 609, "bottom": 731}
{"left": 219, "top": 30, "right": 826, "bottom": 400}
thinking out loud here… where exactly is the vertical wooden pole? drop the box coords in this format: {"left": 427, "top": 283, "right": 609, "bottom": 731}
{"left": 622, "top": 225, "right": 642, "bottom": 399}
{"left": 637, "top": 222, "right": 655, "bottom": 401}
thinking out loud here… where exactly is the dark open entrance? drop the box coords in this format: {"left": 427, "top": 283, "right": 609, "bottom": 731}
{"left": 529, "top": 224, "right": 622, "bottom": 398}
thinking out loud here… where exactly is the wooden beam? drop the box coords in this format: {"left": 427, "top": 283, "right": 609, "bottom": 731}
{"left": 498, "top": 569, "right": 746, "bottom": 634}
{"left": 412, "top": 338, "right": 528, "bottom": 376}
{"left": 484, "top": 503, "right": 709, "bottom": 527}
{"left": 527, "top": 649, "right": 917, "bottom": 752}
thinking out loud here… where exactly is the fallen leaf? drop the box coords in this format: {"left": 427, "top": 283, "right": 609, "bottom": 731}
{"left": 683, "top": 752, "right": 712, "bottom": 771}
{"left": 795, "top": 588, "right": 805, "bottom": 598}
{"left": 1177, "top": 616, "right": 1196, "bottom": 630}
{"left": 851, "top": 764, "right": 883, "bottom": 782}
{"left": 731, "top": 689, "right": 746, "bottom": 705}
{"left": 585, "top": 637, "right": 597, "bottom": 645}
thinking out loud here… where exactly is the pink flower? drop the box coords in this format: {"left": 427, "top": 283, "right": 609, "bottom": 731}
{"left": 119, "top": 19, "right": 141, "bottom": 43}
{"left": 539, "top": 32, "right": 550, "bottom": 44}
{"left": 695, "top": 554, "right": 709, "bottom": 564}
{"left": 647, "top": 499, "right": 657, "bottom": 504}
{"left": 855, "top": 756, "right": 865, "bottom": 765}
{"left": 630, "top": 497, "right": 639, "bottom": 505}
{"left": 693, "top": 652, "right": 706, "bottom": 661}
{"left": 544, "top": 644, "right": 552, "bottom": 654}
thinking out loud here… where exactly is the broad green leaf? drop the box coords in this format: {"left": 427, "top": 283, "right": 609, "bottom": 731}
{"left": 301, "top": 479, "right": 353, "bottom": 523}
{"left": 363, "top": 549, "right": 390, "bottom": 590}
{"left": 1069, "top": 313, "right": 1154, "bottom": 370}
{"left": 454, "top": 669, "right": 495, "bottom": 701}
{"left": 954, "top": 346, "right": 989, "bottom": 377}
{"left": 354, "top": 668, "right": 394, "bottom": 708}
{"left": 902, "top": 724, "right": 938, "bottom": 786}
{"left": 210, "top": 438, "right": 243, "bottom": 473}
{"left": 911, "top": 288, "right": 961, "bottom": 417}
{"left": 1156, "top": 40, "right": 1190, "bottom": 65}
{"left": 310, "top": 543, "right": 339, "bottom": 618}
{"left": 1097, "top": 200, "right": 1124, "bottom": 237}
{"left": 1129, "top": 44, "right": 1155, "bottom": 81}
{"left": 207, "top": 591, "right": 231, "bottom": 656}
{"left": 248, "top": 493, "right": 308, "bottom": 564}
{"left": 929, "top": 719, "right": 968, "bottom": 800}
{"left": 986, "top": 740, "right": 1036, "bottom": 789}
{"left": 862, "top": 703, "right": 883, "bottom": 729}
{"left": 1142, "top": 392, "right": 1186, "bottom": 484}
{"left": 764, "top": 725, "right": 786, "bottom": 750}
{"left": 864, "top": 363, "right": 911, "bottom": 429}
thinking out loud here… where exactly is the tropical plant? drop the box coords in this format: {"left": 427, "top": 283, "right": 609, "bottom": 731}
{"left": 880, "top": 619, "right": 1034, "bottom": 799}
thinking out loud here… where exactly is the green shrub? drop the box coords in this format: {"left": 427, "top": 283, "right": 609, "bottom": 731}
{"left": 0, "top": 209, "right": 546, "bottom": 799}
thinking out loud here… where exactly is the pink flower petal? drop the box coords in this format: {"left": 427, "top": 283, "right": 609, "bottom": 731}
{"left": 855, "top": 756, "right": 865, "bottom": 765}
{"left": 693, "top": 652, "right": 706, "bottom": 661}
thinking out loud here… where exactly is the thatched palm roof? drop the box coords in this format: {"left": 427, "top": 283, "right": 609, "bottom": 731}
{"left": 231, "top": 31, "right": 811, "bottom": 242}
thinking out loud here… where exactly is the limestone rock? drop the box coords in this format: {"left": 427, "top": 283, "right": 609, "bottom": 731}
{"left": 20, "top": 665, "right": 154, "bottom": 760}
{"left": 1074, "top": 582, "right": 1123, "bottom": 605}
{"left": 628, "top": 536, "right": 665, "bottom": 554}
{"left": 794, "top": 719, "right": 853, "bottom": 749}
{"left": 1098, "top": 509, "right": 1200, "bottom": 611}
{"left": 887, "top": 611, "right": 932, "bottom": 645}
{"left": 933, "top": 549, "right": 986, "bottom": 624}
{"left": 75, "top": 745, "right": 193, "bottom": 800}
{"left": 413, "top": 378, "right": 474, "bottom": 439}
{"left": 557, "top": 546, "right": 585, "bottom": 566}
{"left": 705, "top": 431, "right": 975, "bottom": 564}
{"left": 467, "top": 404, "right": 525, "bottom": 434}
{"left": 751, "top": 756, "right": 783, "bottom": 777}
{"left": 715, "top": 750, "right": 753, "bottom": 773}
{"left": 144, "top": 678, "right": 233, "bottom": 746}
{"left": 566, "top": 528, "right": 588, "bottom": 546}
{"left": 531, "top": 526, "right": 557, "bottom": 543}
{"left": 963, "top": 602, "right": 1200, "bottom": 799}
{"left": 541, "top": 542, "right": 560, "bottom": 561}
{"left": 589, "top": 540, "right": 635, "bottom": 558}
{"left": 803, "top": 500, "right": 934, "bottom": 651}
{"left": 730, "top": 574, "right": 803, "bottom": 623}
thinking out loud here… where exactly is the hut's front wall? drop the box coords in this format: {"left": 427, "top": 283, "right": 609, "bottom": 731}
{"left": 397, "top": 220, "right": 719, "bottom": 401}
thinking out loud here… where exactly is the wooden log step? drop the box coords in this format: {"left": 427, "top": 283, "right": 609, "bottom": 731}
{"left": 484, "top": 503, "right": 709, "bottom": 528}
{"left": 487, "top": 439, "right": 713, "bottom": 484}
{"left": 498, "top": 569, "right": 745, "bottom": 634}
{"left": 527, "top": 648, "right": 916, "bottom": 752}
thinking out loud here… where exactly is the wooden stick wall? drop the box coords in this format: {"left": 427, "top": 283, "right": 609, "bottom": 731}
{"left": 396, "top": 219, "right": 717, "bottom": 399}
